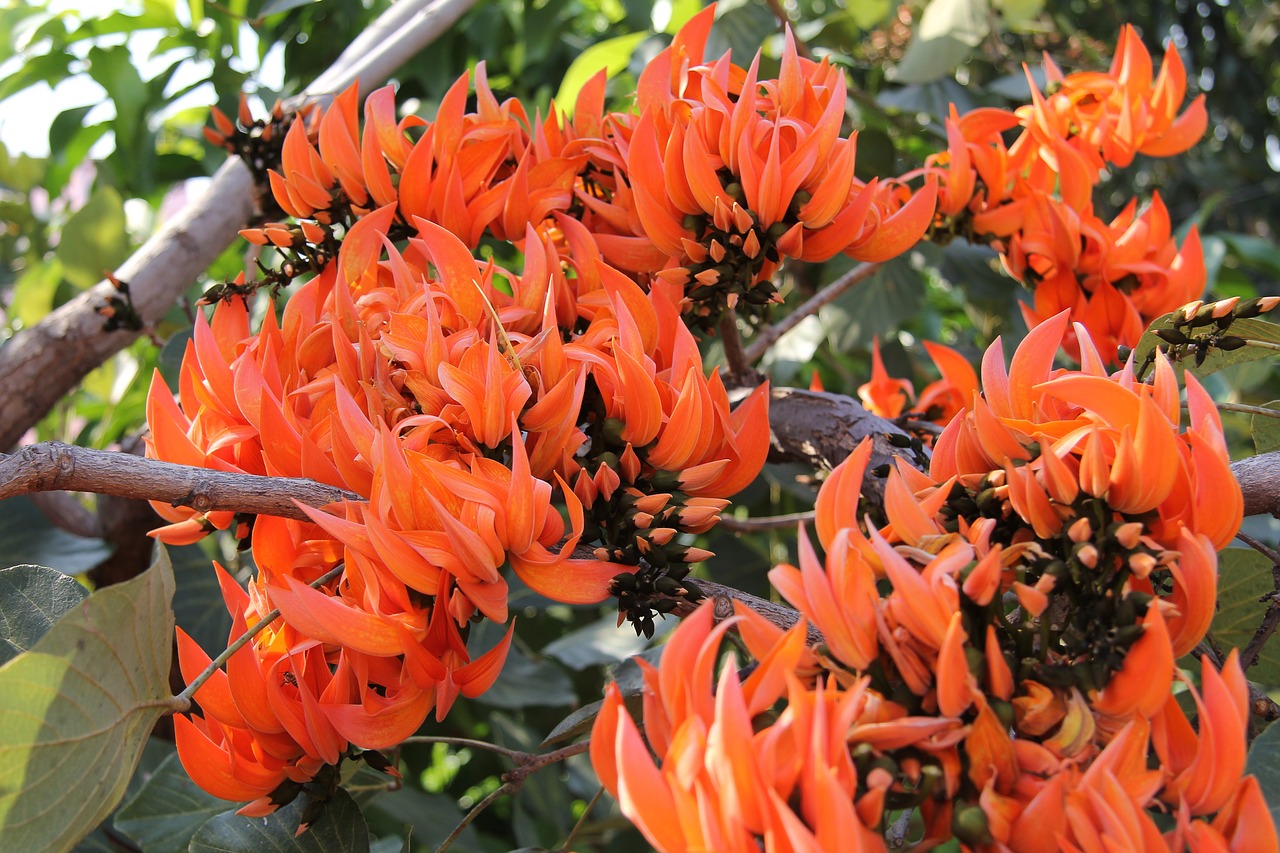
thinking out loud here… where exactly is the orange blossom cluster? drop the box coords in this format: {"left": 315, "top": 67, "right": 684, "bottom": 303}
{"left": 147, "top": 2, "right": 936, "bottom": 810}
{"left": 592, "top": 313, "right": 1275, "bottom": 851}
{"left": 925, "top": 26, "right": 1208, "bottom": 362}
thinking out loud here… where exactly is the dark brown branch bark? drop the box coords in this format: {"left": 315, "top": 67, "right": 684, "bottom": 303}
{"left": 766, "top": 386, "right": 924, "bottom": 505}
{"left": 0, "top": 0, "right": 482, "bottom": 451}
{"left": 0, "top": 442, "right": 357, "bottom": 520}
{"left": 1232, "top": 452, "right": 1280, "bottom": 518}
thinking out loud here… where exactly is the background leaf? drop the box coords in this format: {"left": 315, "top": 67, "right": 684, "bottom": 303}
{"left": 0, "top": 497, "right": 113, "bottom": 575}
{"left": 0, "top": 564, "right": 88, "bottom": 666}
{"left": 188, "top": 789, "right": 370, "bottom": 853}
{"left": 1211, "top": 548, "right": 1280, "bottom": 685}
{"left": 113, "top": 752, "right": 235, "bottom": 853}
{"left": 0, "top": 549, "right": 175, "bottom": 853}
{"left": 1248, "top": 720, "right": 1280, "bottom": 826}
{"left": 55, "top": 185, "right": 129, "bottom": 290}
{"left": 555, "top": 32, "right": 648, "bottom": 116}
{"left": 892, "top": 0, "right": 990, "bottom": 84}
{"left": 1252, "top": 401, "right": 1280, "bottom": 454}
{"left": 1132, "top": 315, "right": 1280, "bottom": 380}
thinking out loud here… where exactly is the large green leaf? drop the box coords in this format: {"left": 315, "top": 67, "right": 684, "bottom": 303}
{"left": 113, "top": 752, "right": 233, "bottom": 853}
{"left": 0, "top": 549, "right": 176, "bottom": 853}
{"left": 54, "top": 186, "right": 130, "bottom": 290}
{"left": 1247, "top": 720, "right": 1280, "bottom": 826}
{"left": 892, "top": 0, "right": 990, "bottom": 84}
{"left": 0, "top": 565, "right": 88, "bottom": 666}
{"left": 1212, "top": 548, "right": 1280, "bottom": 686}
{"left": 554, "top": 32, "right": 648, "bottom": 116}
{"left": 0, "top": 497, "right": 113, "bottom": 576}
{"left": 188, "top": 789, "right": 369, "bottom": 853}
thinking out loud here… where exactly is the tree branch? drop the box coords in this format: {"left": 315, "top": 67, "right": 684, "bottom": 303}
{"left": 742, "top": 261, "right": 880, "bottom": 363}
{"left": 0, "top": 0, "right": 483, "bottom": 451}
{"left": 0, "top": 442, "right": 357, "bottom": 519}
{"left": 1232, "top": 452, "right": 1280, "bottom": 518}
{"left": 766, "top": 386, "right": 924, "bottom": 506}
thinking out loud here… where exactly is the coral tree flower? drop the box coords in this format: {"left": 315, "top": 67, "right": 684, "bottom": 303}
{"left": 928, "top": 28, "right": 1208, "bottom": 362}
{"left": 590, "top": 299, "right": 1272, "bottom": 851}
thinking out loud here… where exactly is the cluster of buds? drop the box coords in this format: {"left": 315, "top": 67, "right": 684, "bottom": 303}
{"left": 205, "top": 93, "right": 315, "bottom": 202}
{"left": 1132, "top": 294, "right": 1280, "bottom": 373}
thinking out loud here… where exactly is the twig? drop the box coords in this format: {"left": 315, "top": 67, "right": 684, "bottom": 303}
{"left": 27, "top": 491, "right": 99, "bottom": 538}
{"left": 901, "top": 418, "right": 945, "bottom": 436}
{"left": 718, "top": 310, "right": 754, "bottom": 382}
{"left": 170, "top": 563, "right": 346, "bottom": 712}
{"left": 558, "top": 786, "right": 605, "bottom": 852}
{"left": 1237, "top": 530, "right": 1280, "bottom": 565}
{"left": 1240, "top": 338, "right": 1280, "bottom": 354}
{"left": 0, "top": 441, "right": 359, "bottom": 519}
{"left": 1213, "top": 401, "right": 1280, "bottom": 420}
{"left": 436, "top": 741, "right": 592, "bottom": 853}
{"left": 436, "top": 782, "right": 510, "bottom": 853}
{"left": 0, "top": 0, "right": 483, "bottom": 451}
{"left": 718, "top": 510, "right": 816, "bottom": 532}
{"left": 743, "top": 262, "right": 880, "bottom": 363}
{"left": 398, "top": 735, "right": 527, "bottom": 762}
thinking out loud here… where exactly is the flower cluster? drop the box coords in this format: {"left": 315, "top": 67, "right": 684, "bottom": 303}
{"left": 592, "top": 315, "right": 1276, "bottom": 851}
{"left": 927, "top": 26, "right": 1208, "bottom": 361}
{"left": 624, "top": 8, "right": 936, "bottom": 328}
{"left": 147, "top": 3, "right": 948, "bottom": 810}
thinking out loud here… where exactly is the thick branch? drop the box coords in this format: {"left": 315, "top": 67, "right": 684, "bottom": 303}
{"left": 767, "top": 386, "right": 923, "bottom": 504}
{"left": 1232, "top": 452, "right": 1280, "bottom": 519}
{"left": 0, "top": 442, "right": 356, "bottom": 519}
{"left": 0, "top": 0, "right": 481, "bottom": 450}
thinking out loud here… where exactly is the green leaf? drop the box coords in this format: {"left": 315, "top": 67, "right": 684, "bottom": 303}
{"left": 55, "top": 186, "right": 130, "bottom": 290}
{"left": 818, "top": 253, "right": 928, "bottom": 352}
{"left": 169, "top": 543, "right": 234, "bottom": 658}
{"left": 84, "top": 45, "right": 147, "bottom": 159}
{"left": 891, "top": 0, "right": 990, "bottom": 84}
{"left": 480, "top": 643, "right": 574, "bottom": 709}
{"left": 1132, "top": 314, "right": 1280, "bottom": 381}
{"left": 993, "top": 0, "right": 1044, "bottom": 29}
{"left": 364, "top": 785, "right": 470, "bottom": 851}
{"left": 0, "top": 565, "right": 88, "bottom": 666}
{"left": 555, "top": 32, "right": 648, "bottom": 115}
{"left": 188, "top": 789, "right": 370, "bottom": 853}
{"left": 541, "top": 613, "right": 660, "bottom": 670}
{"left": 1212, "top": 548, "right": 1280, "bottom": 686}
{"left": 1252, "top": 401, "right": 1280, "bottom": 455}
{"left": 9, "top": 259, "right": 63, "bottom": 328}
{"left": 1247, "top": 720, "right": 1280, "bottom": 827}
{"left": 848, "top": 0, "right": 892, "bottom": 29}
{"left": 0, "top": 549, "right": 176, "bottom": 853}
{"left": 0, "top": 497, "right": 113, "bottom": 576}
{"left": 113, "top": 752, "right": 233, "bottom": 853}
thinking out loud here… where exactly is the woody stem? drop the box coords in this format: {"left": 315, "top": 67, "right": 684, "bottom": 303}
{"left": 743, "top": 261, "right": 880, "bottom": 363}
{"left": 435, "top": 740, "right": 591, "bottom": 853}
{"left": 168, "top": 563, "right": 346, "bottom": 713}
{"left": 718, "top": 310, "right": 752, "bottom": 380}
